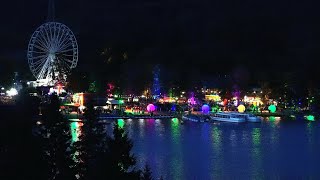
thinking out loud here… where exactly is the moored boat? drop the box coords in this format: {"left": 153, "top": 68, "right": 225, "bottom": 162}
{"left": 210, "top": 112, "right": 246, "bottom": 123}
{"left": 231, "top": 112, "right": 262, "bottom": 122}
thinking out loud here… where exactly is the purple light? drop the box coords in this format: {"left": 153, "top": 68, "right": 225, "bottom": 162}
{"left": 202, "top": 104, "right": 210, "bottom": 114}
{"left": 188, "top": 97, "right": 196, "bottom": 105}
{"left": 147, "top": 104, "right": 156, "bottom": 112}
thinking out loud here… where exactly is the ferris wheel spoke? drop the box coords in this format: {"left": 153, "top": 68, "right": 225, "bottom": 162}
{"left": 58, "top": 33, "right": 71, "bottom": 50}
{"left": 30, "top": 50, "right": 47, "bottom": 54}
{"left": 37, "top": 30, "right": 50, "bottom": 49}
{"left": 52, "top": 23, "right": 57, "bottom": 50}
{"left": 38, "top": 57, "right": 51, "bottom": 79}
{"left": 53, "top": 24, "right": 61, "bottom": 51}
{"left": 45, "top": 65, "right": 53, "bottom": 80}
{"left": 29, "top": 54, "right": 48, "bottom": 60}
{"left": 34, "top": 33, "right": 49, "bottom": 50}
{"left": 61, "top": 53, "right": 74, "bottom": 57}
{"left": 61, "top": 58, "right": 76, "bottom": 69}
{"left": 44, "top": 26, "right": 52, "bottom": 50}
{"left": 38, "top": 30, "right": 50, "bottom": 49}
{"left": 58, "top": 41, "right": 73, "bottom": 52}
{"left": 57, "top": 48, "right": 74, "bottom": 54}
{"left": 32, "top": 59, "right": 44, "bottom": 69}
{"left": 53, "top": 23, "right": 61, "bottom": 51}
{"left": 35, "top": 40, "right": 49, "bottom": 52}
{"left": 48, "top": 24, "right": 54, "bottom": 48}
{"left": 57, "top": 28, "right": 67, "bottom": 50}
{"left": 60, "top": 57, "right": 74, "bottom": 64}
{"left": 33, "top": 58, "right": 48, "bottom": 73}
{"left": 33, "top": 42, "right": 48, "bottom": 53}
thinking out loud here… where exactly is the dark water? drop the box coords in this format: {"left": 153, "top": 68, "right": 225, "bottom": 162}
{"left": 102, "top": 117, "right": 320, "bottom": 179}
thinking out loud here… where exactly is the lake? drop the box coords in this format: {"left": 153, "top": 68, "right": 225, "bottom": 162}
{"left": 100, "top": 117, "right": 320, "bottom": 179}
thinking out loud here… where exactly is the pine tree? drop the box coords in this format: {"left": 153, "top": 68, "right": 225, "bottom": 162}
{"left": 90, "top": 122, "right": 141, "bottom": 180}
{"left": 75, "top": 102, "right": 107, "bottom": 179}
{"left": 41, "top": 94, "right": 75, "bottom": 180}
{"left": 141, "top": 164, "right": 153, "bottom": 180}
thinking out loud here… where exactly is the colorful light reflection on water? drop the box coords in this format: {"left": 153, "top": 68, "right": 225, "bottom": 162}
{"left": 70, "top": 121, "right": 83, "bottom": 142}
{"left": 98, "top": 117, "right": 320, "bottom": 179}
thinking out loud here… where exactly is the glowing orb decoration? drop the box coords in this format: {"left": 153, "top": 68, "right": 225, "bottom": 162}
{"left": 202, "top": 104, "right": 210, "bottom": 114}
{"left": 147, "top": 104, "right": 156, "bottom": 112}
{"left": 171, "top": 105, "right": 176, "bottom": 111}
{"left": 268, "top": 105, "right": 277, "bottom": 113}
{"left": 117, "top": 119, "right": 125, "bottom": 128}
{"left": 237, "top": 104, "right": 246, "bottom": 113}
{"left": 306, "top": 115, "right": 315, "bottom": 121}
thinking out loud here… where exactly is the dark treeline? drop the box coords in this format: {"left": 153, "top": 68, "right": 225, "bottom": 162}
{"left": 0, "top": 90, "right": 157, "bottom": 180}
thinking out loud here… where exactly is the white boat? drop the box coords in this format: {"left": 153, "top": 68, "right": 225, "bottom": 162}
{"left": 182, "top": 115, "right": 209, "bottom": 122}
{"left": 210, "top": 112, "right": 246, "bottom": 123}
{"left": 230, "top": 112, "right": 262, "bottom": 122}
{"left": 245, "top": 113, "right": 261, "bottom": 122}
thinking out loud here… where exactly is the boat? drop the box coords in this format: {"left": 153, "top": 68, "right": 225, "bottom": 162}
{"left": 230, "top": 112, "right": 262, "bottom": 122}
{"left": 182, "top": 114, "right": 209, "bottom": 122}
{"left": 210, "top": 112, "right": 246, "bottom": 123}
{"left": 244, "top": 113, "right": 262, "bottom": 122}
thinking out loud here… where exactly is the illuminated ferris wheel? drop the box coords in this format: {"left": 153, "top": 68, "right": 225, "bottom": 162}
{"left": 27, "top": 0, "right": 78, "bottom": 86}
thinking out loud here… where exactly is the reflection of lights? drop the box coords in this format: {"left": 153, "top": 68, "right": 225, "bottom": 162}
{"left": 70, "top": 122, "right": 83, "bottom": 142}
{"left": 268, "top": 116, "right": 281, "bottom": 123}
{"left": 36, "top": 121, "right": 42, "bottom": 125}
{"left": 306, "top": 115, "right": 315, "bottom": 121}
{"left": 269, "top": 116, "right": 276, "bottom": 121}
{"left": 117, "top": 119, "right": 125, "bottom": 128}
{"left": 172, "top": 118, "right": 179, "bottom": 124}
{"left": 252, "top": 128, "right": 261, "bottom": 146}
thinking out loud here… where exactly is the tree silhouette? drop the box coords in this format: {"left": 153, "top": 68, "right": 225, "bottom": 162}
{"left": 40, "top": 94, "right": 75, "bottom": 180}
{"left": 141, "top": 164, "right": 154, "bottom": 180}
{"left": 0, "top": 88, "right": 48, "bottom": 180}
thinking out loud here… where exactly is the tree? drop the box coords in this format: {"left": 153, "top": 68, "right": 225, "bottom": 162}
{"left": 75, "top": 103, "right": 107, "bottom": 179}
{"left": 40, "top": 94, "right": 75, "bottom": 180}
{"left": 141, "top": 164, "right": 153, "bottom": 180}
{"left": 0, "top": 88, "right": 48, "bottom": 180}
{"left": 91, "top": 122, "right": 140, "bottom": 180}
{"left": 105, "top": 123, "right": 140, "bottom": 179}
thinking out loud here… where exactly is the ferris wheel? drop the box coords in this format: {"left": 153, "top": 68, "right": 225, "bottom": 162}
{"left": 27, "top": 22, "right": 78, "bottom": 85}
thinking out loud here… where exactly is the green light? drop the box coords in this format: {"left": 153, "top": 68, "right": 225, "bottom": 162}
{"left": 269, "top": 116, "right": 276, "bottom": 121}
{"left": 268, "top": 105, "right": 276, "bottom": 113}
{"left": 119, "top": 100, "right": 124, "bottom": 104}
{"left": 306, "top": 115, "right": 315, "bottom": 121}
{"left": 252, "top": 128, "right": 261, "bottom": 146}
{"left": 70, "top": 122, "right": 82, "bottom": 142}
{"left": 117, "top": 119, "right": 125, "bottom": 128}
{"left": 289, "top": 115, "right": 296, "bottom": 120}
{"left": 172, "top": 118, "right": 179, "bottom": 124}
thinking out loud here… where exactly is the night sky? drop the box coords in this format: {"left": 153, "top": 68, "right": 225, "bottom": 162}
{"left": 0, "top": 0, "right": 319, "bottom": 89}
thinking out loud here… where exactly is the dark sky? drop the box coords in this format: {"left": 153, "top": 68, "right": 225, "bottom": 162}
{"left": 1, "top": 0, "right": 320, "bottom": 88}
